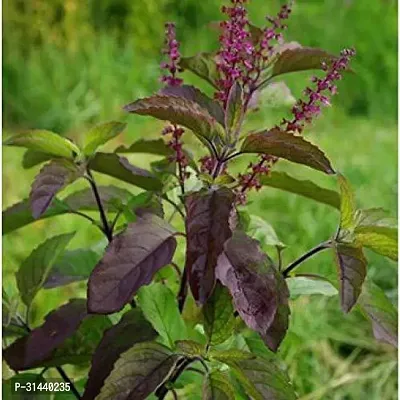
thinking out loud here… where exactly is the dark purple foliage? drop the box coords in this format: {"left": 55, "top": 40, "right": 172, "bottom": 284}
{"left": 334, "top": 243, "right": 367, "bottom": 313}
{"left": 241, "top": 128, "right": 335, "bottom": 174}
{"left": 30, "top": 160, "right": 80, "bottom": 218}
{"left": 88, "top": 153, "right": 162, "bottom": 191}
{"left": 216, "top": 232, "right": 290, "bottom": 351}
{"left": 3, "top": 299, "right": 87, "bottom": 370}
{"left": 87, "top": 215, "right": 177, "bottom": 314}
{"left": 184, "top": 188, "right": 234, "bottom": 304}
{"left": 82, "top": 309, "right": 157, "bottom": 400}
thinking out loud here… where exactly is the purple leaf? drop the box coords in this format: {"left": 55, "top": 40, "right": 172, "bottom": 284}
{"left": 271, "top": 47, "right": 337, "bottom": 79}
{"left": 259, "top": 171, "right": 340, "bottom": 209}
{"left": 216, "top": 232, "right": 290, "bottom": 352}
{"left": 88, "top": 214, "right": 177, "bottom": 314}
{"left": 160, "top": 84, "right": 225, "bottom": 126}
{"left": 334, "top": 243, "right": 367, "bottom": 313}
{"left": 30, "top": 160, "right": 82, "bottom": 218}
{"left": 185, "top": 188, "right": 234, "bottom": 304}
{"left": 3, "top": 299, "right": 87, "bottom": 371}
{"left": 358, "top": 281, "right": 397, "bottom": 347}
{"left": 82, "top": 309, "right": 157, "bottom": 400}
{"left": 114, "top": 138, "right": 173, "bottom": 156}
{"left": 241, "top": 128, "right": 335, "bottom": 174}
{"left": 123, "top": 95, "right": 225, "bottom": 146}
{"left": 88, "top": 152, "right": 162, "bottom": 191}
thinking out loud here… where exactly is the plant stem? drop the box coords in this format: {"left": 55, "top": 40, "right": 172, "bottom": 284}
{"left": 177, "top": 267, "right": 188, "bottom": 313}
{"left": 163, "top": 195, "right": 185, "bottom": 219}
{"left": 276, "top": 246, "right": 283, "bottom": 271}
{"left": 212, "top": 149, "right": 228, "bottom": 179}
{"left": 156, "top": 358, "right": 194, "bottom": 399}
{"left": 110, "top": 210, "right": 122, "bottom": 235}
{"left": 56, "top": 367, "right": 82, "bottom": 399}
{"left": 86, "top": 169, "right": 112, "bottom": 242}
{"left": 170, "top": 262, "right": 182, "bottom": 279}
{"left": 282, "top": 240, "right": 332, "bottom": 278}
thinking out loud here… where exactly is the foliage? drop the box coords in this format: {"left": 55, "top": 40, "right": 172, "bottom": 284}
{"left": 2, "top": 1, "right": 397, "bottom": 399}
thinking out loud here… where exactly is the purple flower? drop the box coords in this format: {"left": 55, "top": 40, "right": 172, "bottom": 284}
{"left": 215, "top": 1, "right": 293, "bottom": 107}
{"left": 282, "top": 48, "right": 356, "bottom": 133}
{"left": 236, "top": 47, "right": 355, "bottom": 204}
{"left": 215, "top": 0, "right": 254, "bottom": 105}
{"left": 160, "top": 22, "right": 183, "bottom": 87}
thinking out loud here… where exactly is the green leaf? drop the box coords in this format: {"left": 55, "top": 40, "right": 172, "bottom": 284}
{"left": 242, "top": 332, "right": 276, "bottom": 361}
{"left": 114, "top": 138, "right": 173, "bottom": 156}
{"left": 175, "top": 340, "right": 205, "bottom": 357}
{"left": 124, "top": 95, "right": 225, "bottom": 150}
{"left": 96, "top": 342, "right": 181, "bottom": 400}
{"left": 337, "top": 173, "right": 356, "bottom": 231}
{"left": 88, "top": 152, "right": 162, "bottom": 191}
{"left": 3, "top": 374, "right": 47, "bottom": 400}
{"left": 333, "top": 242, "right": 367, "bottom": 313}
{"left": 82, "top": 121, "right": 126, "bottom": 156}
{"left": 225, "top": 81, "right": 243, "bottom": 134}
{"left": 269, "top": 47, "right": 336, "bottom": 80}
{"left": 243, "top": 214, "right": 285, "bottom": 249}
{"left": 30, "top": 160, "right": 83, "bottom": 218}
{"left": 22, "top": 150, "right": 53, "bottom": 169}
{"left": 137, "top": 283, "right": 187, "bottom": 348}
{"left": 2, "top": 290, "right": 26, "bottom": 338}
{"left": 44, "top": 249, "right": 101, "bottom": 289}
{"left": 209, "top": 349, "right": 255, "bottom": 363}
{"left": 241, "top": 128, "right": 334, "bottom": 174}
{"left": 354, "top": 208, "right": 396, "bottom": 229}
{"left": 260, "top": 171, "right": 340, "bottom": 209}
{"left": 358, "top": 281, "right": 398, "bottom": 347}
{"left": 354, "top": 208, "right": 398, "bottom": 261}
{"left": 214, "top": 174, "right": 236, "bottom": 186}
{"left": 16, "top": 232, "right": 75, "bottom": 307}
{"left": 222, "top": 357, "right": 297, "bottom": 400}
{"left": 203, "top": 371, "right": 235, "bottom": 400}
{"left": 180, "top": 52, "right": 220, "bottom": 89}
{"left": 3, "top": 130, "right": 80, "bottom": 159}
{"left": 286, "top": 276, "right": 338, "bottom": 298}
{"left": 203, "top": 283, "right": 236, "bottom": 346}
{"left": 355, "top": 228, "right": 398, "bottom": 261}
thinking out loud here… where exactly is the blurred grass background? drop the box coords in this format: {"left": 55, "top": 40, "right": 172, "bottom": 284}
{"left": 2, "top": 0, "right": 398, "bottom": 399}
